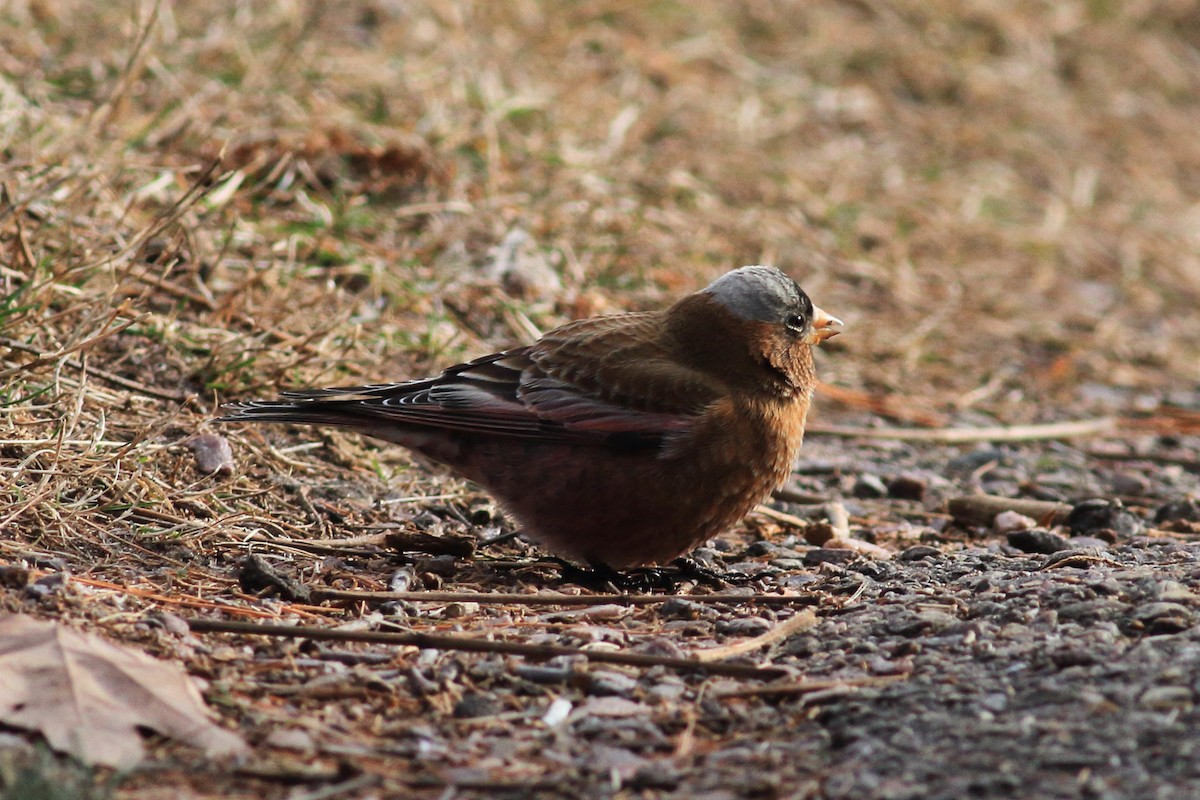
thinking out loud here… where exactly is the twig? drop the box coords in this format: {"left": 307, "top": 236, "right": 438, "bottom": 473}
{"left": 270, "top": 528, "right": 477, "bottom": 558}
{"left": 771, "top": 486, "right": 827, "bottom": 505}
{"left": 71, "top": 577, "right": 288, "bottom": 619}
{"left": 311, "top": 588, "right": 820, "bottom": 607}
{"left": 186, "top": 618, "right": 788, "bottom": 679}
{"left": 806, "top": 417, "right": 1118, "bottom": 443}
{"left": 754, "top": 505, "right": 818, "bottom": 529}
{"left": 717, "top": 674, "right": 906, "bottom": 699}
{"left": 947, "top": 495, "right": 1073, "bottom": 527}
{"left": 691, "top": 609, "right": 817, "bottom": 662}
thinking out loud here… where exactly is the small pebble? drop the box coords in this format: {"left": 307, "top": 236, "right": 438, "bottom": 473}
{"left": 585, "top": 671, "right": 638, "bottom": 697}
{"left": 264, "top": 728, "right": 316, "bottom": 753}
{"left": 947, "top": 447, "right": 1006, "bottom": 472}
{"left": 887, "top": 474, "right": 927, "bottom": 502}
{"left": 1067, "top": 536, "right": 1110, "bottom": 550}
{"left": 659, "top": 598, "right": 711, "bottom": 620}
{"left": 803, "top": 548, "right": 857, "bottom": 566}
{"left": 389, "top": 568, "right": 415, "bottom": 592}
{"left": 629, "top": 763, "right": 681, "bottom": 790}
{"left": 993, "top": 510, "right": 1036, "bottom": 534}
{"left": 634, "top": 637, "right": 688, "bottom": 659}
{"left": 149, "top": 610, "right": 191, "bottom": 636}
{"left": 646, "top": 680, "right": 687, "bottom": 703}
{"left": 1134, "top": 602, "right": 1193, "bottom": 634}
{"left": 852, "top": 474, "right": 889, "bottom": 499}
{"left": 514, "top": 664, "right": 574, "bottom": 684}
{"left": 1155, "top": 498, "right": 1200, "bottom": 525}
{"left": 541, "top": 697, "right": 573, "bottom": 726}
{"left": 1110, "top": 471, "right": 1150, "bottom": 496}
{"left": 716, "top": 617, "right": 773, "bottom": 636}
{"left": 439, "top": 602, "right": 479, "bottom": 619}
{"left": 187, "top": 433, "right": 235, "bottom": 475}
{"left": 743, "top": 541, "right": 781, "bottom": 557}
{"left": 803, "top": 522, "right": 837, "bottom": 546}
{"left": 897, "top": 545, "right": 940, "bottom": 561}
{"left": 1139, "top": 686, "right": 1193, "bottom": 711}
{"left": 980, "top": 692, "right": 1009, "bottom": 713}
{"left": 1067, "top": 498, "right": 1144, "bottom": 537}
{"left": 1007, "top": 528, "right": 1071, "bottom": 554}
{"left": 453, "top": 693, "right": 499, "bottom": 719}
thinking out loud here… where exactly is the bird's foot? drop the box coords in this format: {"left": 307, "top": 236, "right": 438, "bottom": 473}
{"left": 546, "top": 558, "right": 627, "bottom": 592}
{"left": 668, "top": 556, "right": 739, "bottom": 588}
{"left": 549, "top": 557, "right": 738, "bottom": 592}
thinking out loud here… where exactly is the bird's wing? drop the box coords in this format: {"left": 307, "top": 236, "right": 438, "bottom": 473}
{"left": 228, "top": 314, "right": 721, "bottom": 448}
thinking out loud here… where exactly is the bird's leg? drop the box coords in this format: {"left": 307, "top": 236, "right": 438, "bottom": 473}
{"left": 547, "top": 558, "right": 625, "bottom": 593}
{"left": 479, "top": 530, "right": 521, "bottom": 549}
{"left": 552, "top": 559, "right": 685, "bottom": 592}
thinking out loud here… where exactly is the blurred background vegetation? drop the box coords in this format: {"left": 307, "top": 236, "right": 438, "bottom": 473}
{"left": 5, "top": 1, "right": 1200, "bottom": 418}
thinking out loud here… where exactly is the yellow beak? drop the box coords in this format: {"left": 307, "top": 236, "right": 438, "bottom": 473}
{"left": 811, "top": 306, "right": 843, "bottom": 343}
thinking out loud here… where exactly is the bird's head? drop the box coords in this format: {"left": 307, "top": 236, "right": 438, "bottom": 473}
{"left": 696, "top": 265, "right": 842, "bottom": 390}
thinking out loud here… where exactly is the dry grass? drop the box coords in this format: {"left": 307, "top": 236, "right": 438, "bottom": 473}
{"left": 2, "top": 0, "right": 1200, "bottom": 794}
{"left": 5, "top": 0, "right": 1199, "bottom": 547}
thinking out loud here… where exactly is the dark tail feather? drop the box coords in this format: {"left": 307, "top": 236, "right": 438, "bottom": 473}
{"left": 215, "top": 400, "right": 377, "bottom": 430}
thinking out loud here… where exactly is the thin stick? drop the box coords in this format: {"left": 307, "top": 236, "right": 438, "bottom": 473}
{"left": 806, "top": 417, "right": 1117, "bottom": 443}
{"left": 771, "top": 486, "right": 827, "bottom": 505}
{"left": 692, "top": 609, "right": 817, "bottom": 662}
{"left": 186, "top": 618, "right": 788, "bottom": 679}
{"left": 754, "top": 505, "right": 817, "bottom": 529}
{"left": 718, "top": 674, "right": 907, "bottom": 699}
{"left": 72, "top": 577, "right": 285, "bottom": 619}
{"left": 947, "top": 495, "right": 1073, "bottom": 527}
{"left": 311, "top": 588, "right": 820, "bottom": 607}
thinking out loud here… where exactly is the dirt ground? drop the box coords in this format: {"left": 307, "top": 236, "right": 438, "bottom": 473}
{"left": 3, "top": 2, "right": 1200, "bottom": 798}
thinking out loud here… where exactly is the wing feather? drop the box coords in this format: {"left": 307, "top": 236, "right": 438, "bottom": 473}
{"left": 223, "top": 313, "right": 722, "bottom": 450}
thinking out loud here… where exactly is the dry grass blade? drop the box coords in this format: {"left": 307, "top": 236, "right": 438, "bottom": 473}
{"left": 807, "top": 418, "right": 1119, "bottom": 442}
{"left": 185, "top": 618, "right": 789, "bottom": 679}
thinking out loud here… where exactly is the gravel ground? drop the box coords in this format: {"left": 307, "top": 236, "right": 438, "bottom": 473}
{"left": 9, "top": 427, "right": 1195, "bottom": 800}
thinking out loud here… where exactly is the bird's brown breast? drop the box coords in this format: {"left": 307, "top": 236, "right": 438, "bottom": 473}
{"left": 437, "top": 388, "right": 812, "bottom": 567}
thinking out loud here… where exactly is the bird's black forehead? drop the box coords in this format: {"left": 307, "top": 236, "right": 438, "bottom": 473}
{"left": 703, "top": 266, "right": 811, "bottom": 323}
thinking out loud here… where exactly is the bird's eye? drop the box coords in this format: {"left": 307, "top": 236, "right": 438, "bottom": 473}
{"left": 785, "top": 313, "right": 807, "bottom": 332}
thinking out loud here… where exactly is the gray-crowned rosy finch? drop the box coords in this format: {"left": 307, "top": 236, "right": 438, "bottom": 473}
{"left": 219, "top": 266, "right": 842, "bottom": 567}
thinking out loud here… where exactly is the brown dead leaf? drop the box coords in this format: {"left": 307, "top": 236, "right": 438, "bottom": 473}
{"left": 0, "top": 614, "right": 248, "bottom": 769}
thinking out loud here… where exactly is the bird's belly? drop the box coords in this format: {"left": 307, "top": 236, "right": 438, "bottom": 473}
{"left": 447, "top": 436, "right": 793, "bottom": 568}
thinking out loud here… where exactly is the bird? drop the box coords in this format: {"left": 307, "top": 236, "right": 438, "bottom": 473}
{"left": 218, "top": 266, "right": 842, "bottom": 568}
